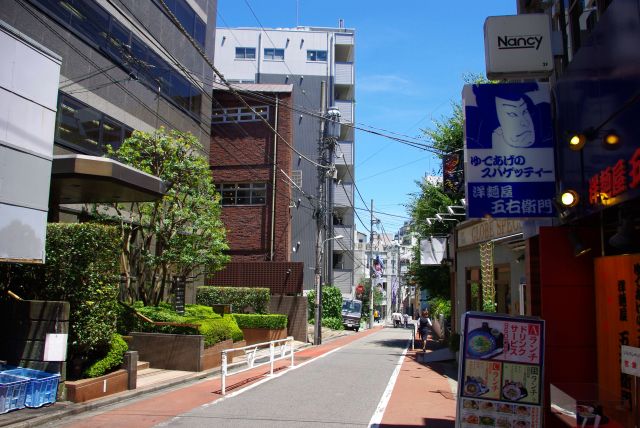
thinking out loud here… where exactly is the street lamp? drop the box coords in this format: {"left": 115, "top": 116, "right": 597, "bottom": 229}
{"left": 314, "top": 234, "right": 344, "bottom": 345}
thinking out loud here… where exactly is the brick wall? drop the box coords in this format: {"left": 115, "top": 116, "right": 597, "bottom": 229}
{"left": 210, "top": 90, "right": 293, "bottom": 262}
{"left": 206, "top": 261, "right": 303, "bottom": 294}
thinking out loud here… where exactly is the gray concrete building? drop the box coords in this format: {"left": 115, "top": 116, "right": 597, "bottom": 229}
{"left": 214, "top": 24, "right": 356, "bottom": 294}
{"left": 1, "top": 0, "right": 217, "bottom": 219}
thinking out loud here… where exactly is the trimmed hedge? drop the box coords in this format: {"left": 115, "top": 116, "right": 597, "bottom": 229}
{"left": 233, "top": 314, "right": 287, "bottom": 330}
{"left": 0, "top": 223, "right": 121, "bottom": 378}
{"left": 83, "top": 333, "right": 128, "bottom": 378}
{"left": 121, "top": 302, "right": 243, "bottom": 346}
{"left": 196, "top": 286, "right": 270, "bottom": 314}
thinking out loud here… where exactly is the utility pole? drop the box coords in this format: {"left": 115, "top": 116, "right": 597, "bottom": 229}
{"left": 314, "top": 81, "right": 327, "bottom": 346}
{"left": 369, "top": 199, "right": 374, "bottom": 329}
{"left": 313, "top": 85, "right": 341, "bottom": 345}
{"left": 396, "top": 243, "right": 401, "bottom": 313}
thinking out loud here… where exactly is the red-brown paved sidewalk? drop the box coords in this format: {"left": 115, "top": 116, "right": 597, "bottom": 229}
{"left": 379, "top": 344, "right": 458, "bottom": 428}
{"left": 59, "top": 325, "right": 385, "bottom": 428}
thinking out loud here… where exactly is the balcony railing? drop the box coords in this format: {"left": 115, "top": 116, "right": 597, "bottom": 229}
{"left": 332, "top": 269, "right": 353, "bottom": 294}
{"left": 335, "top": 33, "right": 354, "bottom": 45}
{"left": 334, "top": 62, "right": 354, "bottom": 86}
{"left": 332, "top": 225, "right": 352, "bottom": 250}
{"left": 334, "top": 100, "right": 353, "bottom": 124}
{"left": 333, "top": 182, "right": 354, "bottom": 207}
{"left": 334, "top": 141, "right": 353, "bottom": 166}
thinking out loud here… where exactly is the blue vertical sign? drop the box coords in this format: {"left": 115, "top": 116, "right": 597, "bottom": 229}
{"left": 463, "top": 83, "right": 556, "bottom": 218}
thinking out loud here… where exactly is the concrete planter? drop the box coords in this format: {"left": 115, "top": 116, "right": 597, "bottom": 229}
{"left": 65, "top": 369, "right": 128, "bottom": 403}
{"left": 241, "top": 328, "right": 287, "bottom": 346}
{"left": 130, "top": 333, "right": 246, "bottom": 372}
{"left": 201, "top": 339, "right": 232, "bottom": 370}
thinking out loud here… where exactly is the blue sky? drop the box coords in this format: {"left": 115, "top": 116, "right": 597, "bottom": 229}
{"left": 216, "top": 1, "right": 516, "bottom": 235}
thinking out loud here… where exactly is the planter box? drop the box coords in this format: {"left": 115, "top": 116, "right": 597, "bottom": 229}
{"left": 201, "top": 340, "right": 231, "bottom": 371}
{"left": 201, "top": 340, "right": 246, "bottom": 370}
{"left": 130, "top": 333, "right": 246, "bottom": 372}
{"left": 130, "top": 332, "right": 204, "bottom": 372}
{"left": 65, "top": 369, "right": 128, "bottom": 403}
{"left": 241, "top": 328, "right": 287, "bottom": 346}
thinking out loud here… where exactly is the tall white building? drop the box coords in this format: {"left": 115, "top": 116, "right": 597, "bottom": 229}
{"left": 214, "top": 25, "right": 356, "bottom": 294}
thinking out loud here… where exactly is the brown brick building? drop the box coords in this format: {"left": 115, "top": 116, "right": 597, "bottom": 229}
{"left": 210, "top": 84, "right": 294, "bottom": 263}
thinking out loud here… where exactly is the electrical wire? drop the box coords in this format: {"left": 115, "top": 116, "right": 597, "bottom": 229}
{"left": 16, "top": 0, "right": 184, "bottom": 133}
{"left": 241, "top": 0, "right": 318, "bottom": 111}
{"left": 155, "top": 0, "right": 330, "bottom": 171}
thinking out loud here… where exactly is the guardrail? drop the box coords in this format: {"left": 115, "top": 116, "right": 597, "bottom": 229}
{"left": 220, "top": 336, "right": 295, "bottom": 395}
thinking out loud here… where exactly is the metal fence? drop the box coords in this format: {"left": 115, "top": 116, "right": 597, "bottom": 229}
{"left": 220, "top": 336, "right": 295, "bottom": 395}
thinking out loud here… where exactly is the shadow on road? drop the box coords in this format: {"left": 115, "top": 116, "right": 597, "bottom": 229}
{"left": 368, "top": 337, "right": 412, "bottom": 349}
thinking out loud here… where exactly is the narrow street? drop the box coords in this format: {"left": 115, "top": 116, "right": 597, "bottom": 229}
{"left": 45, "top": 327, "right": 450, "bottom": 428}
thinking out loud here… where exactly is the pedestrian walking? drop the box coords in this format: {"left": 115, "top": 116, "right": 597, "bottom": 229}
{"left": 418, "top": 310, "right": 432, "bottom": 351}
{"left": 374, "top": 309, "right": 380, "bottom": 323}
{"left": 402, "top": 313, "right": 409, "bottom": 328}
{"left": 392, "top": 312, "right": 402, "bottom": 328}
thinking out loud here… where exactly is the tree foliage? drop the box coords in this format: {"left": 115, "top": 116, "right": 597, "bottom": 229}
{"left": 105, "top": 128, "right": 229, "bottom": 305}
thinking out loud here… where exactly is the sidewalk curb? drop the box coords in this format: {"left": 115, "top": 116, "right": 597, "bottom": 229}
{"left": 2, "top": 339, "right": 322, "bottom": 428}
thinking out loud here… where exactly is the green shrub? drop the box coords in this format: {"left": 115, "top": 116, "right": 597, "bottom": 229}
{"left": 233, "top": 314, "right": 287, "bottom": 330}
{"left": 197, "top": 316, "right": 244, "bottom": 345}
{"left": 121, "top": 303, "right": 243, "bottom": 346}
{"left": 321, "top": 317, "right": 344, "bottom": 331}
{"left": 196, "top": 286, "right": 270, "bottom": 314}
{"left": 83, "top": 333, "right": 128, "bottom": 378}
{"left": 428, "top": 297, "right": 452, "bottom": 320}
{"left": 307, "top": 286, "right": 343, "bottom": 320}
{"left": 0, "top": 223, "right": 121, "bottom": 377}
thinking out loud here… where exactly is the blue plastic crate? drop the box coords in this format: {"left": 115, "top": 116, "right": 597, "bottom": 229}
{"left": 0, "top": 374, "right": 29, "bottom": 413}
{"left": 3, "top": 368, "right": 60, "bottom": 408}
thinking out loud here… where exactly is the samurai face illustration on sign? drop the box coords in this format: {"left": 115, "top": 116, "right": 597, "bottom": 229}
{"left": 493, "top": 94, "right": 535, "bottom": 148}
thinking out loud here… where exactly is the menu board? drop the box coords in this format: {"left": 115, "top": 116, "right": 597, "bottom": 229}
{"left": 456, "top": 312, "right": 545, "bottom": 428}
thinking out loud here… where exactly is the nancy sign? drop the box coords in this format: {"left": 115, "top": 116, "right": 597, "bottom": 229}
{"left": 463, "top": 83, "right": 556, "bottom": 219}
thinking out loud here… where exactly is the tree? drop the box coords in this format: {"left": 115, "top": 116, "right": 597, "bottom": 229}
{"left": 105, "top": 128, "right": 229, "bottom": 305}
{"left": 406, "top": 178, "right": 455, "bottom": 300}
{"left": 407, "top": 74, "right": 493, "bottom": 301}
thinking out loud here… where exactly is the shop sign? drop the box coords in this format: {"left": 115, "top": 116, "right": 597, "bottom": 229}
{"left": 457, "top": 219, "right": 522, "bottom": 248}
{"left": 588, "top": 147, "right": 640, "bottom": 206}
{"left": 484, "top": 14, "right": 553, "bottom": 80}
{"left": 594, "top": 254, "right": 640, "bottom": 420}
{"left": 420, "top": 236, "right": 447, "bottom": 265}
{"left": 463, "top": 83, "right": 556, "bottom": 219}
{"left": 456, "top": 312, "right": 545, "bottom": 428}
{"left": 621, "top": 345, "right": 640, "bottom": 377}
{"left": 443, "top": 152, "right": 464, "bottom": 197}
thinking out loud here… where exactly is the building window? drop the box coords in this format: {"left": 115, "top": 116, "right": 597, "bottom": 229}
{"left": 151, "top": 0, "right": 206, "bottom": 48}
{"left": 227, "top": 79, "right": 256, "bottom": 84}
{"left": 307, "top": 50, "right": 327, "bottom": 62}
{"left": 56, "top": 93, "right": 133, "bottom": 155}
{"left": 29, "top": 0, "right": 204, "bottom": 121}
{"left": 211, "top": 106, "right": 269, "bottom": 123}
{"left": 216, "top": 183, "right": 267, "bottom": 205}
{"left": 264, "top": 48, "right": 284, "bottom": 61}
{"left": 291, "top": 170, "right": 302, "bottom": 188}
{"left": 235, "top": 47, "right": 256, "bottom": 59}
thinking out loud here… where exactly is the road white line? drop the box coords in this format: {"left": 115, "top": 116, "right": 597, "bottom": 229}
{"left": 368, "top": 338, "right": 410, "bottom": 428}
{"left": 160, "top": 345, "right": 350, "bottom": 426}
{"left": 209, "top": 344, "right": 346, "bottom": 405}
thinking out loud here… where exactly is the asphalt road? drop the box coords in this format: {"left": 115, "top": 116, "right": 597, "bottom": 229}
{"left": 158, "top": 327, "right": 412, "bottom": 428}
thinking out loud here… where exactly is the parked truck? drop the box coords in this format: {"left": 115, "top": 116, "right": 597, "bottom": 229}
{"left": 341, "top": 298, "right": 362, "bottom": 332}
